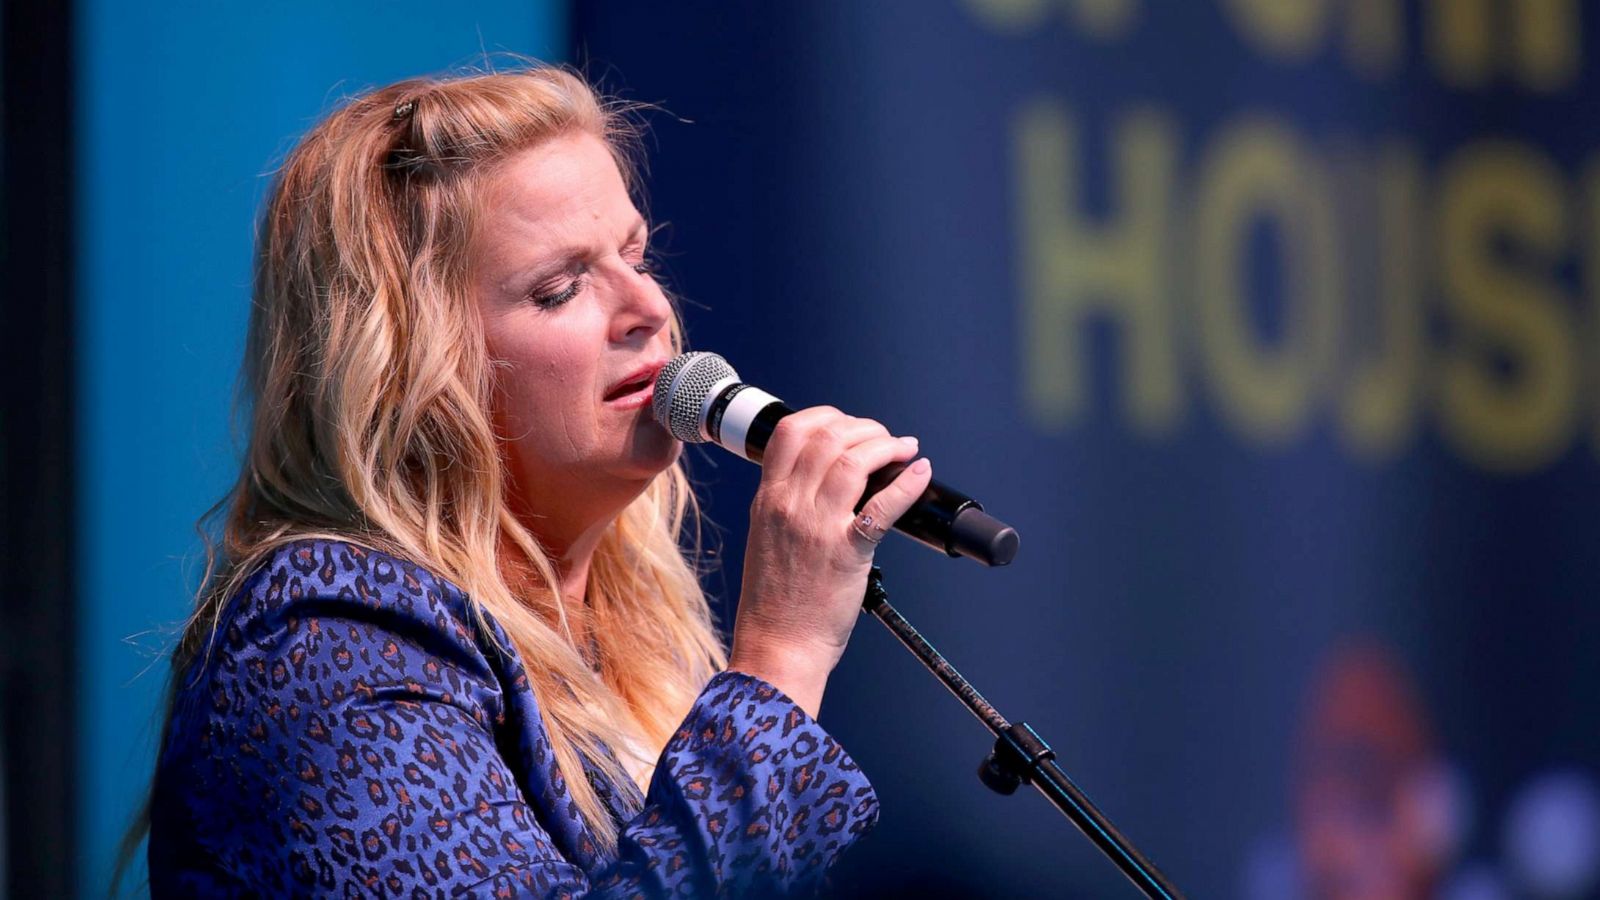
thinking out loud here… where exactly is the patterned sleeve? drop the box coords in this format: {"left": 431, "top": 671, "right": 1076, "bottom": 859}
{"left": 150, "top": 543, "right": 879, "bottom": 899}
{"left": 603, "top": 672, "right": 882, "bottom": 898}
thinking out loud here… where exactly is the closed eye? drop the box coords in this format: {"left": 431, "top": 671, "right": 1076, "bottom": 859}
{"left": 529, "top": 275, "right": 584, "bottom": 310}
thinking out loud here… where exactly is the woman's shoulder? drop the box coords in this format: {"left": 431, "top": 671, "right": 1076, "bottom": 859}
{"left": 167, "top": 536, "right": 519, "bottom": 744}
{"left": 201, "top": 536, "right": 501, "bottom": 671}
{"left": 230, "top": 536, "right": 465, "bottom": 621}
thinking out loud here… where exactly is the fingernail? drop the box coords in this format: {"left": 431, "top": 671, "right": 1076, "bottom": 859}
{"left": 900, "top": 435, "right": 919, "bottom": 445}
{"left": 912, "top": 458, "right": 930, "bottom": 473}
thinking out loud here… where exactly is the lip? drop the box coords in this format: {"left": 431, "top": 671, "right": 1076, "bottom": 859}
{"left": 603, "top": 359, "right": 669, "bottom": 406}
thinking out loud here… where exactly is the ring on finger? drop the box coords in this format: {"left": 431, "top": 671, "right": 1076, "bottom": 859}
{"left": 850, "top": 511, "right": 888, "bottom": 546}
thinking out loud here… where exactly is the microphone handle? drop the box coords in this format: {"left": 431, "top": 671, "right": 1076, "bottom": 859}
{"left": 717, "top": 392, "right": 1017, "bottom": 566}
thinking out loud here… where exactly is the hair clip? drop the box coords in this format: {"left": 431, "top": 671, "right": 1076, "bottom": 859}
{"left": 393, "top": 98, "right": 416, "bottom": 121}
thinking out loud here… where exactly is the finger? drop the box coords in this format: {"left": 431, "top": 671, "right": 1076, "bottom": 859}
{"left": 785, "top": 417, "right": 892, "bottom": 491}
{"left": 769, "top": 413, "right": 885, "bottom": 487}
{"left": 815, "top": 433, "right": 921, "bottom": 513}
{"left": 848, "top": 458, "right": 934, "bottom": 553}
{"left": 758, "top": 406, "right": 844, "bottom": 482}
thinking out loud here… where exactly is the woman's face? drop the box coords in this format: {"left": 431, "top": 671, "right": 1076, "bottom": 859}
{"left": 471, "top": 131, "right": 680, "bottom": 530}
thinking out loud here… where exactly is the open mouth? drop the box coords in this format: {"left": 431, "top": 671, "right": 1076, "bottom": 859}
{"left": 603, "top": 371, "right": 656, "bottom": 402}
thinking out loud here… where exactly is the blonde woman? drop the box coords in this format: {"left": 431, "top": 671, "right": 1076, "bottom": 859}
{"left": 142, "top": 65, "right": 933, "bottom": 897}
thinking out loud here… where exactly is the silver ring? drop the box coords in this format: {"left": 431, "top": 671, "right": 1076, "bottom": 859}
{"left": 850, "top": 511, "right": 886, "bottom": 546}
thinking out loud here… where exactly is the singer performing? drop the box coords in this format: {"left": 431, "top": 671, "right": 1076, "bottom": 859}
{"left": 133, "top": 64, "right": 934, "bottom": 897}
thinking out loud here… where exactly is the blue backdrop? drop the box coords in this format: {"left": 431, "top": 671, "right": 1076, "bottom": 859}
{"left": 575, "top": 1, "right": 1600, "bottom": 897}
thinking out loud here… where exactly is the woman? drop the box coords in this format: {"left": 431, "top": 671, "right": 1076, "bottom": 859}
{"left": 142, "top": 64, "right": 933, "bottom": 897}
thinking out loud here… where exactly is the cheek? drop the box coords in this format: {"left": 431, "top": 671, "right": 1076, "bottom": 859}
{"left": 489, "top": 334, "right": 595, "bottom": 451}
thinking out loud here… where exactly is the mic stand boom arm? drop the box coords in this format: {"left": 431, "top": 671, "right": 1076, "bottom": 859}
{"left": 860, "top": 567, "right": 1186, "bottom": 900}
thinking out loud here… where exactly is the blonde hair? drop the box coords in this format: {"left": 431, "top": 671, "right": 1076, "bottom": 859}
{"left": 127, "top": 62, "right": 727, "bottom": 877}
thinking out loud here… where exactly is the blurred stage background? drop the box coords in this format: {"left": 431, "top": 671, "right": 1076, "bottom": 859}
{"left": 4, "top": 1, "right": 1599, "bottom": 897}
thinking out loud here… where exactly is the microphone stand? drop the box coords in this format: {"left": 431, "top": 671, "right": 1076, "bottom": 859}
{"left": 861, "top": 567, "right": 1186, "bottom": 900}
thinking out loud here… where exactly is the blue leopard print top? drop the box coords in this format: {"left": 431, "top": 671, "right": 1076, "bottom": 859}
{"left": 148, "top": 538, "right": 880, "bottom": 897}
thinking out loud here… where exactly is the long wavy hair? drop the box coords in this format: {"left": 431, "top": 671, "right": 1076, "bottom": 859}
{"left": 123, "top": 63, "right": 727, "bottom": 879}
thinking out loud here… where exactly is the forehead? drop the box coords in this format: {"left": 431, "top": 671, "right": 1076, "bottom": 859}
{"left": 478, "top": 132, "right": 632, "bottom": 241}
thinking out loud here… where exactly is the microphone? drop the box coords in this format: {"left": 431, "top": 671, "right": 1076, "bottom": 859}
{"left": 652, "top": 351, "right": 1019, "bottom": 567}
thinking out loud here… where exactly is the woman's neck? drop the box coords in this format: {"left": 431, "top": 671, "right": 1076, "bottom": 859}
{"left": 499, "top": 511, "right": 609, "bottom": 651}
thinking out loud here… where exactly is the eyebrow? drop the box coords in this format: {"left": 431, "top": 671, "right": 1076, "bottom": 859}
{"left": 505, "top": 218, "right": 649, "bottom": 290}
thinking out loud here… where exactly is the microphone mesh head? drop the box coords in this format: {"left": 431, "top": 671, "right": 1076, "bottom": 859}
{"left": 652, "top": 351, "right": 740, "bottom": 443}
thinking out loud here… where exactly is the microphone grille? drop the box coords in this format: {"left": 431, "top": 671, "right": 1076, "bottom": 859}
{"left": 652, "top": 351, "right": 740, "bottom": 443}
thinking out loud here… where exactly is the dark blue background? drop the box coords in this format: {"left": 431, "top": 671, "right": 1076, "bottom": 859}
{"left": 575, "top": 2, "right": 1600, "bottom": 896}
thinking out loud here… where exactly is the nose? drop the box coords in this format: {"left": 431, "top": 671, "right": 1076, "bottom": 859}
{"left": 609, "top": 264, "right": 673, "bottom": 345}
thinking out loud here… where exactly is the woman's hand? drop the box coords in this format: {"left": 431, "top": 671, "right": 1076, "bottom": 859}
{"left": 726, "top": 406, "right": 934, "bottom": 717}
